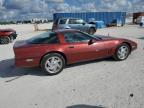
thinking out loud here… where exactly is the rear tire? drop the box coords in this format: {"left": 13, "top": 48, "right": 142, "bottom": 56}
{"left": 40, "top": 53, "right": 65, "bottom": 75}
{"left": 113, "top": 43, "right": 130, "bottom": 61}
{"left": 89, "top": 28, "right": 96, "bottom": 35}
{"left": 0, "top": 36, "right": 10, "bottom": 44}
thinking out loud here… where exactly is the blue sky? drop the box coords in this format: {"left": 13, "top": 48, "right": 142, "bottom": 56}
{"left": 0, "top": 0, "right": 144, "bottom": 21}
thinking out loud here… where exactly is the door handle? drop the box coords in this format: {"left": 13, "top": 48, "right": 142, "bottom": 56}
{"left": 68, "top": 46, "right": 74, "bottom": 48}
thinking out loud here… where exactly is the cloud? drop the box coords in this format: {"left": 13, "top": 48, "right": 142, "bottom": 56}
{"left": 81, "top": 3, "right": 97, "bottom": 12}
{"left": 3, "top": 0, "right": 29, "bottom": 9}
{"left": 0, "top": 0, "right": 144, "bottom": 20}
{"left": 45, "top": 0, "right": 63, "bottom": 3}
{"left": 54, "top": 3, "right": 70, "bottom": 12}
{"left": 29, "top": 0, "right": 48, "bottom": 13}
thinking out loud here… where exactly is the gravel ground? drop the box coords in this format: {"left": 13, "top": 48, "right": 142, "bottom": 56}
{"left": 0, "top": 23, "right": 144, "bottom": 108}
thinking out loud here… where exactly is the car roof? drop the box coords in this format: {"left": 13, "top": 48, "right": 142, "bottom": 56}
{"left": 59, "top": 18, "right": 81, "bottom": 20}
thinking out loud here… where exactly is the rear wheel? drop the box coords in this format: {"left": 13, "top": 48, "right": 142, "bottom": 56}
{"left": 41, "top": 53, "right": 65, "bottom": 75}
{"left": 89, "top": 28, "right": 96, "bottom": 35}
{"left": 113, "top": 43, "right": 130, "bottom": 61}
{"left": 0, "top": 36, "right": 10, "bottom": 44}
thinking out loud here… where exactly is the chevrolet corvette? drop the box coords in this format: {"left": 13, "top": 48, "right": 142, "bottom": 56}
{"left": 13, "top": 29, "right": 137, "bottom": 75}
{"left": 0, "top": 29, "right": 17, "bottom": 44}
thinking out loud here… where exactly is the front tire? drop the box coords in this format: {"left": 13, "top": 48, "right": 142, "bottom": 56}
{"left": 113, "top": 43, "right": 130, "bottom": 61}
{"left": 89, "top": 28, "right": 96, "bottom": 35}
{"left": 0, "top": 36, "right": 10, "bottom": 44}
{"left": 41, "top": 53, "right": 65, "bottom": 75}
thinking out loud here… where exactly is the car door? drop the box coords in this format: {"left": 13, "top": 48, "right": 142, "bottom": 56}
{"left": 67, "top": 19, "right": 83, "bottom": 30}
{"left": 62, "top": 31, "right": 106, "bottom": 63}
{"left": 76, "top": 19, "right": 89, "bottom": 32}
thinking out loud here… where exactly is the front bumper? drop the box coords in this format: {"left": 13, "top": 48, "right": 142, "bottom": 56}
{"left": 131, "top": 42, "right": 137, "bottom": 51}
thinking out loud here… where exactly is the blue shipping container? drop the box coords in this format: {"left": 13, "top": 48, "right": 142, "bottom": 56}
{"left": 53, "top": 12, "right": 126, "bottom": 26}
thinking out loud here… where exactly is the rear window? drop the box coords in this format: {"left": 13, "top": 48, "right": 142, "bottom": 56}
{"left": 27, "top": 32, "right": 59, "bottom": 44}
{"left": 69, "top": 19, "right": 84, "bottom": 24}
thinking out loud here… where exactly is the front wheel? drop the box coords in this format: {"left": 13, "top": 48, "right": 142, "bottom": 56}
{"left": 0, "top": 36, "right": 10, "bottom": 44}
{"left": 89, "top": 28, "right": 96, "bottom": 35}
{"left": 41, "top": 53, "right": 65, "bottom": 75}
{"left": 113, "top": 43, "right": 130, "bottom": 61}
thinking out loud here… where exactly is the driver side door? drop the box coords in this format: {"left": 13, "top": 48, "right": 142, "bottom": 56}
{"left": 62, "top": 31, "right": 104, "bottom": 63}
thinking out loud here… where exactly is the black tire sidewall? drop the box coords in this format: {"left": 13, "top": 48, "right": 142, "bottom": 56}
{"left": 89, "top": 28, "right": 96, "bottom": 35}
{"left": 41, "top": 53, "right": 65, "bottom": 75}
{"left": 0, "top": 36, "right": 10, "bottom": 44}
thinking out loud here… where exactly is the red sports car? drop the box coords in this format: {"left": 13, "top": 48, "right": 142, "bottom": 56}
{"left": 13, "top": 29, "right": 137, "bottom": 75}
{"left": 0, "top": 29, "right": 17, "bottom": 44}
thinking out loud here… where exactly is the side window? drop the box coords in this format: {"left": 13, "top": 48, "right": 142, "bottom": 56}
{"left": 69, "top": 19, "right": 84, "bottom": 24}
{"left": 64, "top": 32, "right": 92, "bottom": 43}
{"left": 75, "top": 19, "right": 84, "bottom": 24}
{"left": 27, "top": 32, "right": 59, "bottom": 44}
{"left": 59, "top": 19, "right": 67, "bottom": 24}
{"left": 69, "top": 19, "right": 77, "bottom": 24}
{"left": 46, "top": 33, "right": 59, "bottom": 44}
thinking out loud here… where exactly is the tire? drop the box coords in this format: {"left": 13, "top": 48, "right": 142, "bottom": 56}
{"left": 89, "top": 28, "right": 96, "bottom": 35}
{"left": 9, "top": 36, "right": 14, "bottom": 43}
{"left": 113, "top": 43, "right": 130, "bottom": 61}
{"left": 0, "top": 36, "right": 10, "bottom": 44}
{"left": 140, "top": 23, "right": 143, "bottom": 27}
{"left": 40, "top": 53, "right": 65, "bottom": 75}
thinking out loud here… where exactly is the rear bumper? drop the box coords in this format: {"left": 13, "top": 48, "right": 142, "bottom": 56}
{"left": 15, "top": 57, "right": 40, "bottom": 67}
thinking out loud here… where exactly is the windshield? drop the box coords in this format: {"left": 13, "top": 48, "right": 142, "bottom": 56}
{"left": 80, "top": 31, "right": 102, "bottom": 40}
{"left": 27, "top": 31, "right": 58, "bottom": 44}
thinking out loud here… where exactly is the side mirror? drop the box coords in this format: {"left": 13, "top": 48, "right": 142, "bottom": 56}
{"left": 88, "top": 39, "right": 95, "bottom": 45}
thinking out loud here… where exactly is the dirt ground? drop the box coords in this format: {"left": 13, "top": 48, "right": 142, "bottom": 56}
{"left": 0, "top": 23, "right": 144, "bottom": 108}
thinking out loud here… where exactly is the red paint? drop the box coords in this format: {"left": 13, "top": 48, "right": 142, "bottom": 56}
{"left": 0, "top": 29, "right": 16, "bottom": 37}
{"left": 13, "top": 29, "right": 137, "bottom": 67}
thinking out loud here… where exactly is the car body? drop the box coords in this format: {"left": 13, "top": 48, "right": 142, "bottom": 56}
{"left": 0, "top": 28, "right": 17, "bottom": 44}
{"left": 13, "top": 29, "right": 137, "bottom": 75}
{"left": 52, "top": 18, "right": 97, "bottom": 34}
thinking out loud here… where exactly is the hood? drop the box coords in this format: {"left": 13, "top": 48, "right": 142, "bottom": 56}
{"left": 14, "top": 40, "right": 28, "bottom": 48}
{"left": 96, "top": 35, "right": 116, "bottom": 40}
{"left": 0, "top": 29, "right": 16, "bottom": 32}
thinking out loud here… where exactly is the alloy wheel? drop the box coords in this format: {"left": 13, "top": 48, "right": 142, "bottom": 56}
{"left": 45, "top": 56, "right": 63, "bottom": 74}
{"left": 117, "top": 45, "right": 129, "bottom": 60}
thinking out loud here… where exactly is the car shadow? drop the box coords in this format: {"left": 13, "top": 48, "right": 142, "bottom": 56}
{"left": 0, "top": 57, "right": 115, "bottom": 78}
{"left": 0, "top": 58, "right": 47, "bottom": 78}
{"left": 66, "top": 104, "right": 105, "bottom": 108}
{"left": 66, "top": 57, "right": 115, "bottom": 68}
